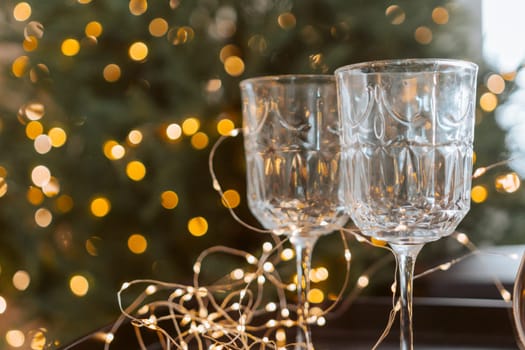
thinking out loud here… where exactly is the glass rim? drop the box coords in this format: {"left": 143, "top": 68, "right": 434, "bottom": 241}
{"left": 334, "top": 58, "right": 478, "bottom": 75}
{"left": 240, "top": 74, "right": 334, "bottom": 88}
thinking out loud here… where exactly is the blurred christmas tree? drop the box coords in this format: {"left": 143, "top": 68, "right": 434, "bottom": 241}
{"left": 0, "top": 0, "right": 522, "bottom": 348}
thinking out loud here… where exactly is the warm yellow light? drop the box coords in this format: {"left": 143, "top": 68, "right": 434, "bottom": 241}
{"left": 307, "top": 288, "right": 324, "bottom": 304}
{"left": 85, "top": 21, "right": 103, "bottom": 37}
{"left": 129, "top": 0, "right": 148, "bottom": 16}
{"left": 6, "top": 329, "right": 25, "bottom": 348}
{"left": 487, "top": 74, "right": 505, "bottom": 94}
{"left": 432, "top": 7, "right": 449, "bottom": 24}
{"left": 103, "top": 140, "right": 118, "bottom": 159}
{"left": 13, "top": 2, "right": 31, "bottom": 21}
{"left": 56, "top": 194, "right": 74, "bottom": 213}
{"left": 385, "top": 5, "right": 405, "bottom": 25}
{"left": 277, "top": 12, "right": 296, "bottom": 30}
{"left": 0, "top": 296, "right": 6, "bottom": 314}
{"left": 29, "top": 330, "right": 46, "bottom": 350}
{"left": 34, "top": 134, "right": 52, "bottom": 154}
{"left": 471, "top": 185, "right": 488, "bottom": 203}
{"left": 12, "top": 270, "right": 30, "bottom": 291}
{"left": 129, "top": 42, "right": 148, "bottom": 61}
{"left": 161, "top": 190, "right": 179, "bottom": 209}
{"left": 149, "top": 18, "right": 168, "bottom": 37}
{"left": 90, "top": 197, "right": 111, "bottom": 217}
{"left": 128, "top": 234, "right": 148, "bottom": 254}
{"left": 206, "top": 79, "right": 222, "bottom": 93}
{"left": 224, "top": 56, "right": 245, "bottom": 77}
{"left": 27, "top": 186, "right": 44, "bottom": 206}
{"left": 126, "top": 161, "right": 146, "bottom": 181}
{"left": 48, "top": 127, "right": 67, "bottom": 147}
{"left": 103, "top": 64, "right": 121, "bottom": 82}
{"left": 42, "top": 176, "right": 60, "bottom": 197}
{"left": 70, "top": 275, "right": 89, "bottom": 296}
{"left": 35, "top": 208, "right": 52, "bottom": 227}
{"left": 111, "top": 144, "right": 125, "bottom": 159}
{"left": 127, "top": 130, "right": 143, "bottom": 145}
{"left": 166, "top": 123, "right": 182, "bottom": 140}
{"left": 0, "top": 178, "right": 7, "bottom": 198}
{"left": 280, "top": 248, "right": 295, "bottom": 261}
{"left": 168, "top": 26, "right": 194, "bottom": 45}
{"left": 217, "top": 119, "right": 235, "bottom": 136}
{"left": 221, "top": 189, "right": 240, "bottom": 208}
{"left": 188, "top": 216, "right": 208, "bottom": 237}
{"left": 78, "top": 0, "right": 92, "bottom": 3}
{"left": 415, "top": 26, "right": 432, "bottom": 44}
{"left": 313, "top": 267, "right": 329, "bottom": 282}
{"left": 23, "top": 36, "right": 38, "bottom": 52}
{"left": 23, "top": 103, "right": 45, "bottom": 121}
{"left": 480, "top": 92, "right": 498, "bottom": 112}
{"left": 12, "top": 55, "right": 29, "bottom": 78}
{"left": 191, "top": 132, "right": 209, "bottom": 150}
{"left": 25, "top": 121, "right": 43, "bottom": 140}
{"left": 495, "top": 172, "right": 521, "bottom": 193}
{"left": 61, "top": 38, "right": 81, "bottom": 57}
{"left": 182, "top": 118, "right": 200, "bottom": 136}
{"left": 219, "top": 44, "right": 242, "bottom": 63}
{"left": 31, "top": 165, "right": 51, "bottom": 187}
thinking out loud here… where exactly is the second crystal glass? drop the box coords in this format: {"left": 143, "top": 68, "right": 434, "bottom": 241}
{"left": 240, "top": 75, "right": 348, "bottom": 349}
{"left": 336, "top": 59, "right": 478, "bottom": 349}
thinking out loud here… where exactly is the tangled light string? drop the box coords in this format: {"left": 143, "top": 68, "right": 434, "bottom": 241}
{"left": 60, "top": 129, "right": 520, "bottom": 350}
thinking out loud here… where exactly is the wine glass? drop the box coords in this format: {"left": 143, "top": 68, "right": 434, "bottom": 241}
{"left": 335, "top": 59, "right": 478, "bottom": 349}
{"left": 240, "top": 75, "right": 349, "bottom": 349}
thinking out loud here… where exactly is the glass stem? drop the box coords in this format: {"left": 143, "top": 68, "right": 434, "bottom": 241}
{"left": 389, "top": 243, "right": 423, "bottom": 350}
{"left": 291, "top": 235, "right": 318, "bottom": 350}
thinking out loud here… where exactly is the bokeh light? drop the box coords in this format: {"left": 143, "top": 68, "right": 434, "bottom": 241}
{"left": 188, "top": 216, "right": 208, "bottom": 237}
{"left": 35, "top": 208, "right": 53, "bottom": 227}
{"left": 0, "top": 296, "right": 6, "bottom": 314}
{"left": 224, "top": 56, "right": 245, "bottom": 76}
{"left": 127, "top": 130, "right": 143, "bottom": 145}
{"left": 219, "top": 44, "right": 242, "bottom": 63}
{"left": 85, "top": 21, "right": 103, "bottom": 37}
{"left": 487, "top": 74, "right": 505, "bottom": 94}
{"left": 126, "top": 160, "right": 146, "bottom": 181}
{"left": 23, "top": 103, "right": 45, "bottom": 121}
{"left": 166, "top": 123, "right": 182, "bottom": 140}
{"left": 307, "top": 288, "right": 324, "bottom": 304}
{"left": 56, "top": 195, "right": 74, "bottom": 213}
{"left": 13, "top": 270, "right": 31, "bottom": 291}
{"left": 103, "top": 140, "right": 119, "bottom": 159}
{"left": 149, "top": 18, "right": 168, "bottom": 37}
{"left": 129, "top": 0, "right": 148, "bottom": 16}
{"left": 12, "top": 55, "right": 29, "bottom": 78}
{"left": 161, "top": 190, "right": 179, "bottom": 209}
{"left": 48, "top": 127, "right": 67, "bottom": 147}
{"left": 27, "top": 187, "right": 44, "bottom": 206}
{"left": 480, "top": 92, "right": 498, "bottom": 112}
{"left": 34, "top": 134, "right": 52, "bottom": 154}
{"left": 182, "top": 118, "right": 200, "bottom": 136}
{"left": 6, "top": 329, "right": 25, "bottom": 348}
{"left": 129, "top": 42, "right": 149, "bottom": 61}
{"left": 42, "top": 177, "right": 60, "bottom": 197}
{"left": 385, "top": 5, "right": 405, "bottom": 25}
{"left": 90, "top": 197, "right": 111, "bottom": 217}
{"left": 432, "top": 7, "right": 449, "bottom": 24}
{"left": 103, "top": 64, "right": 121, "bottom": 82}
{"left": 31, "top": 165, "right": 51, "bottom": 187}
{"left": 13, "top": 2, "right": 31, "bottom": 22}
{"left": 61, "top": 38, "right": 81, "bottom": 56}
{"left": 221, "top": 189, "right": 240, "bottom": 208}
{"left": 495, "top": 172, "right": 521, "bottom": 193}
{"left": 23, "top": 36, "right": 38, "bottom": 52}
{"left": 128, "top": 234, "right": 148, "bottom": 254}
{"left": 191, "top": 132, "right": 209, "bottom": 150}
{"left": 471, "top": 185, "right": 488, "bottom": 203}
{"left": 217, "top": 118, "right": 235, "bottom": 136}
{"left": 415, "top": 26, "right": 433, "bottom": 44}
{"left": 277, "top": 12, "right": 296, "bottom": 30}
{"left": 111, "top": 144, "right": 126, "bottom": 160}
{"left": 25, "top": 121, "right": 43, "bottom": 140}
{"left": 69, "top": 275, "right": 89, "bottom": 297}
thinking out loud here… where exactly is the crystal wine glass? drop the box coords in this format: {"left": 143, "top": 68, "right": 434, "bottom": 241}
{"left": 335, "top": 59, "right": 478, "bottom": 349}
{"left": 240, "top": 75, "right": 349, "bottom": 349}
